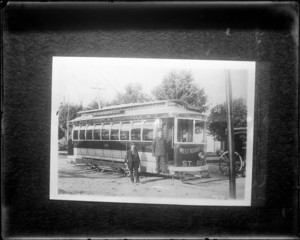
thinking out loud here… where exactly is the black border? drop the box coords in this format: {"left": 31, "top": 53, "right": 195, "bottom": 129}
{"left": 2, "top": 2, "right": 298, "bottom": 238}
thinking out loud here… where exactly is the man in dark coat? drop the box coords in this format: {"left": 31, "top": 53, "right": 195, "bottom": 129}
{"left": 152, "top": 129, "right": 167, "bottom": 174}
{"left": 125, "top": 142, "right": 141, "bottom": 183}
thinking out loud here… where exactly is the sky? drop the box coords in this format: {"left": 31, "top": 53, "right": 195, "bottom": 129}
{"left": 52, "top": 57, "right": 255, "bottom": 111}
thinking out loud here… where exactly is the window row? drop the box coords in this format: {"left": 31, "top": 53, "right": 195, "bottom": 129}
{"left": 72, "top": 120, "right": 155, "bottom": 141}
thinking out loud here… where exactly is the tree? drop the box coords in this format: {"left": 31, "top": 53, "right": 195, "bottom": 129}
{"left": 87, "top": 100, "right": 99, "bottom": 110}
{"left": 152, "top": 70, "right": 208, "bottom": 113}
{"left": 86, "top": 98, "right": 109, "bottom": 110}
{"left": 111, "top": 83, "right": 152, "bottom": 105}
{"left": 58, "top": 103, "right": 83, "bottom": 139}
{"left": 208, "top": 98, "right": 247, "bottom": 142}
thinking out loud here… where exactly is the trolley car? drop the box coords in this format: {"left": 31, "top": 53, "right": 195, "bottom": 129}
{"left": 68, "top": 100, "right": 208, "bottom": 175}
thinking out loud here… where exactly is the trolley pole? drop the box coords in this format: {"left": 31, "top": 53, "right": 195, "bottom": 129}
{"left": 225, "top": 69, "right": 236, "bottom": 199}
{"left": 91, "top": 85, "right": 104, "bottom": 109}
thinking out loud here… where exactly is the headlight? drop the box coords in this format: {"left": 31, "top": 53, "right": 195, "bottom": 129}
{"left": 198, "top": 152, "right": 205, "bottom": 159}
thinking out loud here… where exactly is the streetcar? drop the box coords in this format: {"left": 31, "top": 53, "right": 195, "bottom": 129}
{"left": 67, "top": 100, "right": 208, "bottom": 176}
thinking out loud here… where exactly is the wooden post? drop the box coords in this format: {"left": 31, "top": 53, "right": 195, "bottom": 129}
{"left": 225, "top": 69, "right": 236, "bottom": 199}
{"left": 66, "top": 95, "right": 69, "bottom": 142}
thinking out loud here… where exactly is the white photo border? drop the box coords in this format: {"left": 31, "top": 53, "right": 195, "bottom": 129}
{"left": 50, "top": 57, "right": 255, "bottom": 206}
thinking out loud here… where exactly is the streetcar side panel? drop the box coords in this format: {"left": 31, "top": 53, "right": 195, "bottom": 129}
{"left": 72, "top": 140, "right": 158, "bottom": 173}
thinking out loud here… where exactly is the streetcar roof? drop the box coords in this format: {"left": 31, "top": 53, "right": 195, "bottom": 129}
{"left": 69, "top": 100, "right": 207, "bottom": 123}
{"left": 77, "top": 100, "right": 192, "bottom": 114}
{"left": 77, "top": 100, "right": 205, "bottom": 115}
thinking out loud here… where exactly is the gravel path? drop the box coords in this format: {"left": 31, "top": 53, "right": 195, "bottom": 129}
{"left": 58, "top": 155, "right": 245, "bottom": 200}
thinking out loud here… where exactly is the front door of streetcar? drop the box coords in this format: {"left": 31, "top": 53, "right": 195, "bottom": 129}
{"left": 162, "top": 118, "right": 174, "bottom": 165}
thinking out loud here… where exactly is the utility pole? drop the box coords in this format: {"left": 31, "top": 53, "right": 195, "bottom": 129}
{"left": 225, "top": 69, "right": 236, "bottom": 199}
{"left": 91, "top": 85, "right": 104, "bottom": 109}
{"left": 66, "top": 95, "right": 69, "bottom": 142}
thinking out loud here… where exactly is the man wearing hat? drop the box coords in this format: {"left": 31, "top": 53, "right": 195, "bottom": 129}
{"left": 152, "top": 128, "right": 167, "bottom": 174}
{"left": 125, "top": 142, "right": 141, "bottom": 183}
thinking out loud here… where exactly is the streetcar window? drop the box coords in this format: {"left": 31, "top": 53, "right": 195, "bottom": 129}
{"left": 120, "top": 122, "right": 130, "bottom": 140}
{"left": 111, "top": 122, "right": 120, "bottom": 140}
{"left": 79, "top": 126, "right": 86, "bottom": 140}
{"left": 131, "top": 121, "right": 142, "bottom": 141}
{"left": 142, "top": 120, "right": 155, "bottom": 141}
{"left": 73, "top": 126, "right": 79, "bottom": 140}
{"left": 177, "top": 119, "right": 193, "bottom": 142}
{"left": 194, "top": 120, "right": 204, "bottom": 143}
{"left": 86, "top": 125, "right": 94, "bottom": 140}
{"left": 94, "top": 124, "right": 102, "bottom": 140}
{"left": 102, "top": 123, "right": 110, "bottom": 140}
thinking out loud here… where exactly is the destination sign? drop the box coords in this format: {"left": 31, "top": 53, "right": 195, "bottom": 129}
{"left": 81, "top": 109, "right": 125, "bottom": 117}
{"left": 179, "top": 146, "right": 201, "bottom": 154}
{"left": 74, "top": 113, "right": 168, "bottom": 125}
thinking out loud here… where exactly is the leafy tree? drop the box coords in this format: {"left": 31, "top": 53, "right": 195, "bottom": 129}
{"left": 58, "top": 126, "right": 65, "bottom": 140}
{"left": 58, "top": 103, "right": 83, "bottom": 139}
{"left": 208, "top": 98, "right": 247, "bottom": 142}
{"left": 111, "top": 83, "right": 152, "bottom": 105}
{"left": 152, "top": 70, "right": 208, "bottom": 113}
{"left": 86, "top": 98, "right": 109, "bottom": 110}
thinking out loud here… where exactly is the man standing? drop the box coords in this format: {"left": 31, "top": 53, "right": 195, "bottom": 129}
{"left": 125, "top": 142, "right": 140, "bottom": 183}
{"left": 152, "top": 128, "right": 167, "bottom": 174}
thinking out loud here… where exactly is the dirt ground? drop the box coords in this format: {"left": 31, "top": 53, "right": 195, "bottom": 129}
{"left": 57, "top": 155, "right": 245, "bottom": 201}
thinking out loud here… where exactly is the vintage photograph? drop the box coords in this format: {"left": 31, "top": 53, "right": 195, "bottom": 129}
{"left": 50, "top": 57, "right": 255, "bottom": 206}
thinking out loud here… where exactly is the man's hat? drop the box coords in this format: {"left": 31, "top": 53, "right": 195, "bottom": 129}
{"left": 130, "top": 142, "right": 135, "bottom": 146}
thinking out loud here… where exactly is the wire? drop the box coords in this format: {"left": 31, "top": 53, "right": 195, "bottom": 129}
{"left": 98, "top": 73, "right": 120, "bottom": 94}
